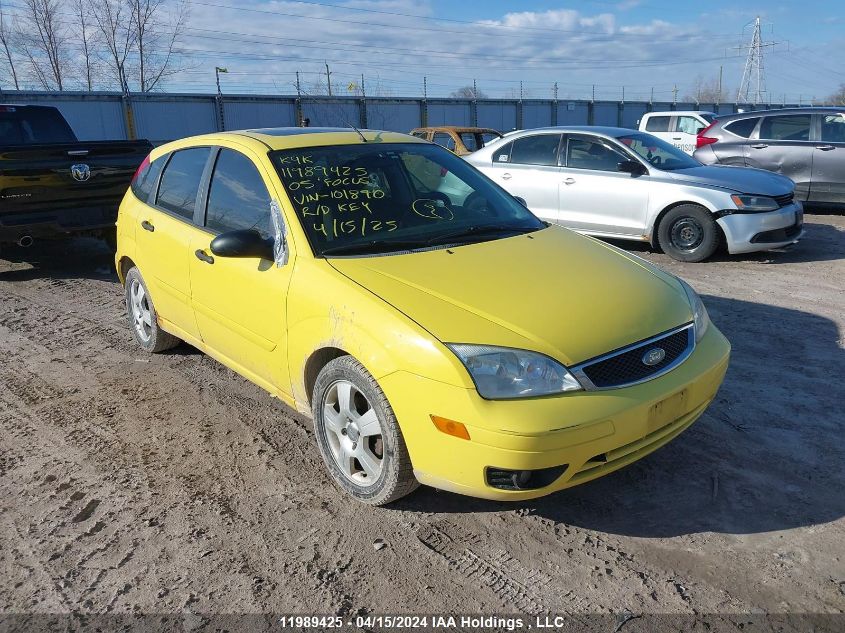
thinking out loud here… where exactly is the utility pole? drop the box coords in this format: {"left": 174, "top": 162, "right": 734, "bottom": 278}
{"left": 650, "top": 87, "right": 654, "bottom": 104}
{"left": 325, "top": 62, "right": 332, "bottom": 96}
{"left": 473, "top": 78, "right": 478, "bottom": 100}
{"left": 553, "top": 82, "right": 558, "bottom": 101}
{"left": 717, "top": 65, "right": 723, "bottom": 105}
{"left": 672, "top": 84, "right": 678, "bottom": 104}
{"left": 361, "top": 74, "right": 366, "bottom": 98}
{"left": 736, "top": 16, "right": 778, "bottom": 104}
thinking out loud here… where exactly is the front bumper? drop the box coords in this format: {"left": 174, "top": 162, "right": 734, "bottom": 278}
{"left": 717, "top": 202, "right": 804, "bottom": 254}
{"left": 381, "top": 325, "right": 731, "bottom": 501}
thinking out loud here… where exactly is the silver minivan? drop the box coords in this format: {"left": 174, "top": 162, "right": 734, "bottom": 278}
{"left": 466, "top": 126, "right": 803, "bottom": 262}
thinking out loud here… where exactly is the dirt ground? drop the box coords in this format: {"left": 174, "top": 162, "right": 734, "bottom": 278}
{"left": 0, "top": 214, "right": 843, "bottom": 628}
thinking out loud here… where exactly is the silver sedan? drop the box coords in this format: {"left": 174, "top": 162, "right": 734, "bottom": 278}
{"left": 465, "top": 126, "right": 804, "bottom": 262}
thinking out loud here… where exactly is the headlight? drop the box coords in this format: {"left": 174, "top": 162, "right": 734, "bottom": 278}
{"left": 446, "top": 344, "right": 583, "bottom": 399}
{"left": 731, "top": 194, "right": 779, "bottom": 212}
{"left": 678, "top": 279, "right": 710, "bottom": 343}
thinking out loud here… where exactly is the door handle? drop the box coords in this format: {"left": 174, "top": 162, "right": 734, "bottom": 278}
{"left": 141, "top": 220, "right": 155, "bottom": 232}
{"left": 750, "top": 143, "right": 769, "bottom": 149}
{"left": 194, "top": 249, "right": 214, "bottom": 264}
{"left": 815, "top": 145, "right": 835, "bottom": 151}
{"left": 563, "top": 178, "right": 576, "bottom": 185}
{"left": 501, "top": 172, "right": 512, "bottom": 180}
{"left": 672, "top": 136, "right": 682, "bottom": 140}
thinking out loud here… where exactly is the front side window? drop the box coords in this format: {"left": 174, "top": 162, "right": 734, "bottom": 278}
{"left": 509, "top": 134, "right": 561, "bottom": 166}
{"left": 616, "top": 132, "right": 700, "bottom": 171}
{"left": 760, "top": 115, "right": 811, "bottom": 141}
{"left": 821, "top": 114, "right": 845, "bottom": 143}
{"left": 645, "top": 116, "right": 670, "bottom": 132}
{"left": 432, "top": 133, "right": 456, "bottom": 151}
{"left": 725, "top": 117, "right": 759, "bottom": 138}
{"left": 205, "top": 149, "right": 273, "bottom": 237}
{"left": 156, "top": 147, "right": 211, "bottom": 220}
{"left": 272, "top": 143, "right": 544, "bottom": 257}
{"left": 566, "top": 137, "right": 627, "bottom": 172}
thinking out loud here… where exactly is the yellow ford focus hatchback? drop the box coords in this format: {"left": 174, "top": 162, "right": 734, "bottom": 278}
{"left": 116, "top": 128, "right": 730, "bottom": 505}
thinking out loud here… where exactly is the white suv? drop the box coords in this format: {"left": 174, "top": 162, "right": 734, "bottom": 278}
{"left": 638, "top": 111, "right": 717, "bottom": 155}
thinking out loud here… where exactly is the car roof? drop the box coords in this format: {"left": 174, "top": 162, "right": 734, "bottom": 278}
{"left": 644, "top": 110, "right": 716, "bottom": 116}
{"left": 411, "top": 126, "right": 501, "bottom": 133}
{"left": 714, "top": 107, "right": 844, "bottom": 122}
{"left": 153, "top": 128, "right": 424, "bottom": 154}
{"left": 495, "top": 125, "right": 636, "bottom": 137}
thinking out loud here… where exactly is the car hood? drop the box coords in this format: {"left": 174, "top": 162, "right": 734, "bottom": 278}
{"left": 667, "top": 164, "right": 794, "bottom": 196}
{"left": 328, "top": 226, "right": 692, "bottom": 366}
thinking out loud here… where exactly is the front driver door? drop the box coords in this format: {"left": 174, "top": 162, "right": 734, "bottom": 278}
{"left": 558, "top": 134, "right": 650, "bottom": 237}
{"left": 188, "top": 145, "right": 294, "bottom": 395}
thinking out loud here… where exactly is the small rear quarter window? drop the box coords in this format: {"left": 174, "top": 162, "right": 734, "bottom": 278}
{"left": 725, "top": 117, "right": 760, "bottom": 138}
{"left": 131, "top": 155, "right": 165, "bottom": 202}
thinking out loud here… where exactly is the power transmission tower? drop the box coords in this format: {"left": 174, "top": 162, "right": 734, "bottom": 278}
{"left": 736, "top": 16, "right": 777, "bottom": 104}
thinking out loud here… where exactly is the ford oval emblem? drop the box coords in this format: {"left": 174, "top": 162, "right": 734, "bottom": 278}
{"left": 642, "top": 347, "right": 666, "bottom": 366}
{"left": 71, "top": 163, "right": 91, "bottom": 182}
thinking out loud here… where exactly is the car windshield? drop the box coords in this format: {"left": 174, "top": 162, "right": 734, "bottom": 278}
{"left": 616, "top": 132, "right": 701, "bottom": 171}
{"left": 271, "top": 143, "right": 544, "bottom": 257}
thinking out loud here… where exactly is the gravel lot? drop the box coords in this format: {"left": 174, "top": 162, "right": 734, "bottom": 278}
{"left": 0, "top": 214, "right": 843, "bottom": 627}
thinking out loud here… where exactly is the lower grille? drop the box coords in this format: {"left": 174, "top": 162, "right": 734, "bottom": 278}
{"left": 751, "top": 221, "right": 802, "bottom": 244}
{"left": 573, "top": 325, "right": 694, "bottom": 390}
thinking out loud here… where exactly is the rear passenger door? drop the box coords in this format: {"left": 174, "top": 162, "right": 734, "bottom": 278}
{"left": 134, "top": 146, "right": 212, "bottom": 340}
{"left": 483, "top": 133, "right": 563, "bottom": 222}
{"left": 188, "top": 145, "right": 293, "bottom": 393}
{"left": 810, "top": 113, "right": 845, "bottom": 204}
{"left": 748, "top": 114, "right": 814, "bottom": 200}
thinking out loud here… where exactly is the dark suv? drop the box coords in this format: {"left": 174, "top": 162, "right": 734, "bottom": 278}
{"left": 693, "top": 107, "right": 845, "bottom": 205}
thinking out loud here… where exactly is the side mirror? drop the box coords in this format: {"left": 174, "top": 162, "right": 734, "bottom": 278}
{"left": 618, "top": 159, "right": 647, "bottom": 176}
{"left": 513, "top": 196, "right": 528, "bottom": 207}
{"left": 210, "top": 229, "right": 274, "bottom": 260}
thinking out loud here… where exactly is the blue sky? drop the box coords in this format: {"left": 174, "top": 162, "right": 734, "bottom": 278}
{"left": 174, "top": 0, "right": 845, "bottom": 101}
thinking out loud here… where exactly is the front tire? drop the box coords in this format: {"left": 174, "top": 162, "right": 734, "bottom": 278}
{"left": 124, "top": 267, "right": 180, "bottom": 353}
{"left": 312, "top": 356, "right": 418, "bottom": 505}
{"left": 657, "top": 204, "right": 719, "bottom": 262}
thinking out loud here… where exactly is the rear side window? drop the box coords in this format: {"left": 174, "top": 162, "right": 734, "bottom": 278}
{"left": 675, "top": 116, "right": 706, "bottom": 134}
{"left": 131, "top": 156, "right": 165, "bottom": 202}
{"left": 494, "top": 141, "right": 513, "bottom": 163}
{"left": 0, "top": 107, "right": 76, "bottom": 144}
{"left": 460, "top": 132, "right": 481, "bottom": 152}
{"left": 760, "top": 115, "right": 811, "bottom": 141}
{"left": 205, "top": 149, "right": 273, "bottom": 237}
{"left": 645, "top": 116, "right": 670, "bottom": 132}
{"left": 509, "top": 134, "right": 561, "bottom": 166}
{"left": 156, "top": 147, "right": 211, "bottom": 220}
{"left": 725, "top": 117, "right": 759, "bottom": 138}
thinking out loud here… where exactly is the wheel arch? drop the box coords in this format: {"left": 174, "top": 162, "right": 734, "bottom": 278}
{"left": 650, "top": 200, "right": 724, "bottom": 248}
{"left": 303, "top": 346, "right": 351, "bottom": 408}
{"left": 117, "top": 256, "right": 137, "bottom": 285}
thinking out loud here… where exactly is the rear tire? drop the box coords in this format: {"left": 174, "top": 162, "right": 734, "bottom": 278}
{"left": 124, "top": 267, "right": 179, "bottom": 353}
{"left": 312, "top": 356, "right": 418, "bottom": 505}
{"left": 657, "top": 204, "right": 719, "bottom": 263}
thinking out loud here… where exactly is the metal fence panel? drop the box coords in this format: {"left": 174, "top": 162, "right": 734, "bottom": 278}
{"left": 522, "top": 102, "right": 552, "bottom": 129}
{"left": 366, "top": 101, "right": 419, "bottom": 132}
{"left": 556, "top": 102, "right": 589, "bottom": 125}
{"left": 426, "top": 101, "right": 471, "bottom": 127}
{"left": 223, "top": 99, "right": 297, "bottom": 131}
{"left": 1, "top": 93, "right": 126, "bottom": 140}
{"left": 620, "top": 103, "right": 649, "bottom": 129}
{"left": 133, "top": 98, "right": 217, "bottom": 143}
{"left": 593, "top": 102, "right": 619, "bottom": 126}
{"left": 300, "top": 99, "right": 360, "bottom": 128}
{"left": 477, "top": 102, "right": 517, "bottom": 131}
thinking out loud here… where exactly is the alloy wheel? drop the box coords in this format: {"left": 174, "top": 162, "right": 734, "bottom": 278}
{"left": 129, "top": 279, "right": 153, "bottom": 342}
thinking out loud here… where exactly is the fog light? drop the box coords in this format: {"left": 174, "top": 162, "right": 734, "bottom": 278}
{"left": 485, "top": 465, "right": 568, "bottom": 491}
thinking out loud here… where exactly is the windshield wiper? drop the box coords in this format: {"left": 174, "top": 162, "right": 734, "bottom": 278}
{"left": 425, "top": 224, "right": 539, "bottom": 246}
{"left": 320, "top": 239, "right": 425, "bottom": 257}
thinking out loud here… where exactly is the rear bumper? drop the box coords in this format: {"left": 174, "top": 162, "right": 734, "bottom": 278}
{"left": 717, "top": 202, "right": 804, "bottom": 254}
{"left": 0, "top": 207, "right": 116, "bottom": 243}
{"left": 382, "top": 325, "right": 731, "bottom": 501}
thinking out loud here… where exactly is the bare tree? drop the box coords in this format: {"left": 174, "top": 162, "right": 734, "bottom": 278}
{"left": 17, "top": 0, "right": 69, "bottom": 90}
{"left": 130, "top": 0, "right": 188, "bottom": 92}
{"left": 72, "top": 0, "right": 97, "bottom": 90}
{"left": 0, "top": 1, "right": 20, "bottom": 89}
{"left": 450, "top": 85, "right": 488, "bottom": 99}
{"left": 684, "top": 74, "right": 726, "bottom": 104}
{"left": 824, "top": 83, "right": 845, "bottom": 106}
{"left": 89, "top": 0, "right": 135, "bottom": 92}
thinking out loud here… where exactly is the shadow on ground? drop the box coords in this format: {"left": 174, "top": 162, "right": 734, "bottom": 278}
{"left": 0, "top": 237, "right": 117, "bottom": 282}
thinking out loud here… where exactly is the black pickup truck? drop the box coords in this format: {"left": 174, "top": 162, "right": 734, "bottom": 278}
{"left": 0, "top": 104, "right": 152, "bottom": 248}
